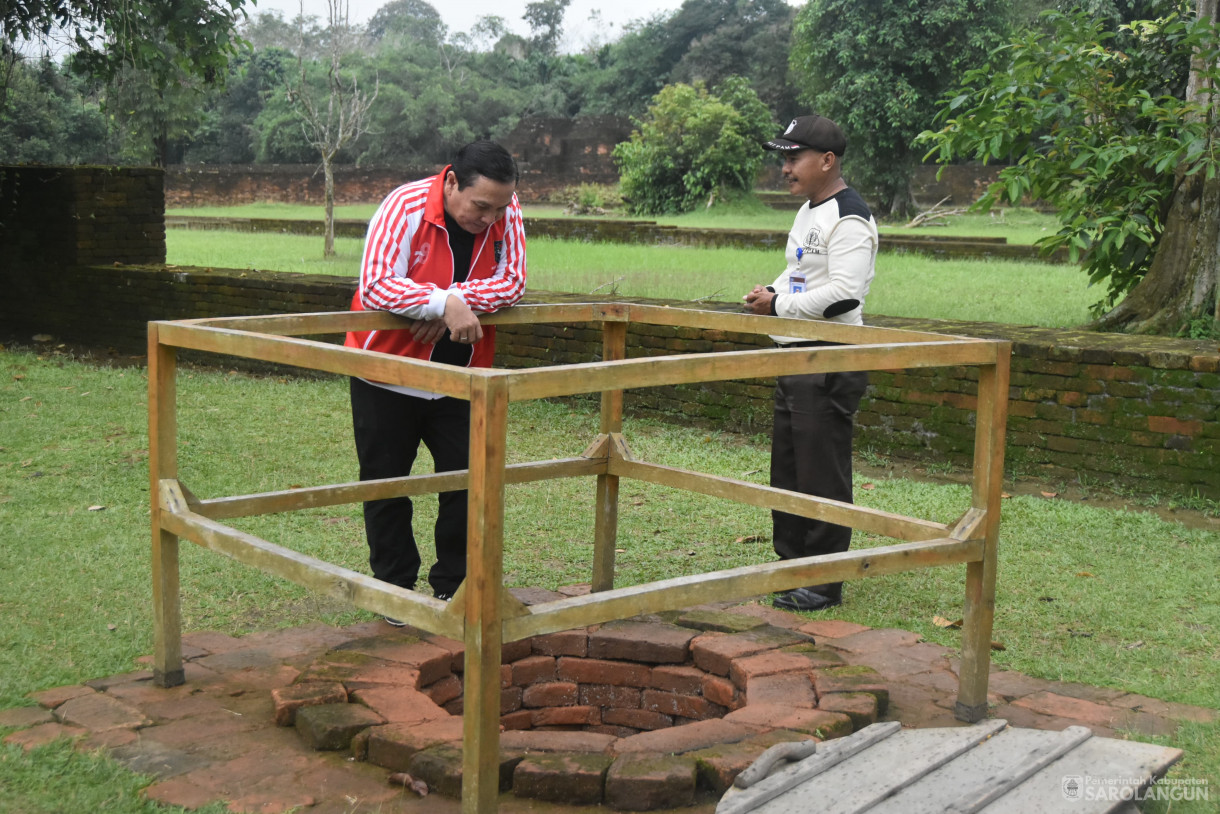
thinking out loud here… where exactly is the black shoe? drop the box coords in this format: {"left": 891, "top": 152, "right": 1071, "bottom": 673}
{"left": 773, "top": 587, "right": 842, "bottom": 612}
{"left": 382, "top": 616, "right": 407, "bottom": 627}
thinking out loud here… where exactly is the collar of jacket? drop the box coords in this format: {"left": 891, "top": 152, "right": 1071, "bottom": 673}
{"left": 423, "top": 165, "right": 452, "bottom": 228}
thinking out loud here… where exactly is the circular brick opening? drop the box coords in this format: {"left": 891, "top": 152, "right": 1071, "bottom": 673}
{"left": 279, "top": 607, "right": 889, "bottom": 810}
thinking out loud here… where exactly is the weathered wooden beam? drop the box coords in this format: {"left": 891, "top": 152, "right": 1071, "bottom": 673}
{"left": 158, "top": 498, "right": 461, "bottom": 639}
{"left": 613, "top": 459, "right": 950, "bottom": 543}
{"left": 503, "top": 537, "right": 983, "bottom": 641}
{"left": 149, "top": 328, "right": 184, "bottom": 688}
{"left": 502, "top": 341, "right": 1000, "bottom": 402}
{"left": 194, "top": 457, "right": 603, "bottom": 520}
{"left": 153, "top": 322, "right": 475, "bottom": 397}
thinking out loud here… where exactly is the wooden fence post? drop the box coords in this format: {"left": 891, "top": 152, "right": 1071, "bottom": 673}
{"left": 956, "top": 344, "right": 1011, "bottom": 721}
{"left": 592, "top": 320, "right": 627, "bottom": 592}
{"left": 148, "top": 324, "right": 185, "bottom": 687}
{"left": 462, "top": 375, "right": 509, "bottom": 814}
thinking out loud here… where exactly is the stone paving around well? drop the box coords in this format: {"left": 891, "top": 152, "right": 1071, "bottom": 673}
{"left": 3, "top": 592, "right": 1216, "bottom": 814}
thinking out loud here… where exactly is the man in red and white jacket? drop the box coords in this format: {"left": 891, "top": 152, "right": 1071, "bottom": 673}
{"left": 345, "top": 141, "right": 526, "bottom": 614}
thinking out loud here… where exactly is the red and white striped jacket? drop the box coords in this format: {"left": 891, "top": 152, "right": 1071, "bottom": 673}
{"left": 344, "top": 167, "right": 527, "bottom": 369}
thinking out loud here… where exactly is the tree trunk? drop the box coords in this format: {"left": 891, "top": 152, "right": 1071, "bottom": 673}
{"left": 1092, "top": 171, "right": 1220, "bottom": 333}
{"left": 1092, "top": 0, "right": 1219, "bottom": 334}
{"left": 323, "top": 154, "right": 336, "bottom": 258}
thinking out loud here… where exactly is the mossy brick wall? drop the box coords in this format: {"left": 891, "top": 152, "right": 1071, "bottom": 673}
{"left": 3, "top": 260, "right": 1214, "bottom": 499}
{"left": 0, "top": 165, "right": 164, "bottom": 267}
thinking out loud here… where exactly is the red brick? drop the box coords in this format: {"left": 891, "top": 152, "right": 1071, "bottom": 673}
{"left": 589, "top": 621, "right": 696, "bottom": 664}
{"left": 614, "top": 719, "right": 761, "bottom": 755}
{"left": 534, "top": 705, "right": 601, "bottom": 727}
{"left": 580, "top": 684, "right": 642, "bottom": 709}
{"left": 814, "top": 666, "right": 889, "bottom": 714}
{"left": 745, "top": 673, "right": 816, "bottom": 708}
{"left": 589, "top": 724, "right": 638, "bottom": 738}
{"left": 724, "top": 705, "right": 852, "bottom": 739}
{"left": 690, "top": 626, "right": 809, "bottom": 676}
{"left": 689, "top": 740, "right": 770, "bottom": 794}
{"left": 348, "top": 686, "right": 447, "bottom": 726}
{"left": 366, "top": 718, "right": 464, "bottom": 772}
{"left": 512, "top": 655, "right": 557, "bottom": 686}
{"left": 730, "top": 651, "right": 820, "bottom": 689}
{"left": 334, "top": 637, "right": 452, "bottom": 685}
{"left": 523, "top": 682, "right": 578, "bottom": 708}
{"left": 513, "top": 752, "right": 613, "bottom": 805}
{"left": 605, "top": 753, "right": 697, "bottom": 810}
{"left": 532, "top": 629, "right": 589, "bottom": 657}
{"left": 0, "top": 707, "right": 53, "bottom": 729}
{"left": 557, "top": 657, "right": 652, "bottom": 687}
{"left": 641, "top": 690, "right": 726, "bottom": 721}
{"left": 501, "top": 638, "right": 534, "bottom": 664}
{"left": 53, "top": 693, "right": 149, "bottom": 732}
{"left": 28, "top": 684, "right": 95, "bottom": 710}
{"left": 502, "top": 685, "right": 523, "bottom": 714}
{"left": 1148, "top": 416, "right": 1203, "bottom": 436}
{"left": 423, "top": 634, "right": 464, "bottom": 672}
{"left": 603, "top": 708, "right": 673, "bottom": 731}
{"left": 423, "top": 674, "right": 462, "bottom": 706}
{"left": 817, "top": 692, "right": 878, "bottom": 728}
{"left": 702, "top": 674, "right": 738, "bottom": 709}
{"left": 650, "top": 665, "right": 706, "bottom": 694}
{"left": 796, "top": 619, "right": 870, "bottom": 639}
{"left": 501, "top": 709, "right": 534, "bottom": 731}
{"left": 270, "top": 682, "right": 347, "bottom": 726}
{"left": 1012, "top": 691, "right": 1123, "bottom": 730}
{"left": 823, "top": 628, "right": 921, "bottom": 654}
{"left": 500, "top": 729, "right": 617, "bottom": 753}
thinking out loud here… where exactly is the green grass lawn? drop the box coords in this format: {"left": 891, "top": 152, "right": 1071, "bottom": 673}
{"left": 0, "top": 348, "right": 1217, "bottom": 813}
{"left": 165, "top": 229, "right": 1104, "bottom": 328}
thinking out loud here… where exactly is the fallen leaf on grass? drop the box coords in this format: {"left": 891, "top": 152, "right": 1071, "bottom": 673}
{"left": 990, "top": 641, "right": 1006, "bottom": 651}
{"left": 741, "top": 469, "right": 762, "bottom": 477}
{"left": 932, "top": 616, "right": 963, "bottom": 629}
{"left": 1040, "top": 491, "right": 1058, "bottom": 498}
{"left": 734, "top": 535, "right": 763, "bottom": 544}
{"left": 107, "top": 623, "right": 117, "bottom": 631}
{"left": 860, "top": 483, "right": 875, "bottom": 491}
{"left": 88, "top": 505, "right": 106, "bottom": 511}
{"left": 1125, "top": 641, "right": 1145, "bottom": 650}
{"left": 1001, "top": 492, "right": 1012, "bottom": 499}
{"left": 615, "top": 548, "right": 626, "bottom": 553}
{"left": 1075, "top": 571, "right": 1095, "bottom": 578}
{"left": 388, "top": 773, "right": 429, "bottom": 796}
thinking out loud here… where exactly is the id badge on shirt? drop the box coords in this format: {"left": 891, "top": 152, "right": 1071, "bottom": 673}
{"left": 790, "top": 248, "right": 806, "bottom": 293}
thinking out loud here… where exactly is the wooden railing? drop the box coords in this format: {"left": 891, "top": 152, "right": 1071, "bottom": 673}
{"left": 148, "top": 302, "right": 1010, "bottom": 814}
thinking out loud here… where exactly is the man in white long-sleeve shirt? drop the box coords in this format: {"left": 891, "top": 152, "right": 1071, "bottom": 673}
{"left": 743, "top": 115, "right": 878, "bottom": 612}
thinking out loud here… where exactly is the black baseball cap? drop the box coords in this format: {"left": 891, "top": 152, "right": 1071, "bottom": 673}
{"left": 763, "top": 115, "right": 847, "bottom": 156}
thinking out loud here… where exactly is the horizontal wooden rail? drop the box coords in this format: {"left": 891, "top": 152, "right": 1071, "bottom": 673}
{"left": 502, "top": 536, "right": 984, "bottom": 641}
{"left": 154, "top": 322, "right": 474, "bottom": 397}
{"left": 503, "top": 341, "right": 1000, "bottom": 401}
{"left": 195, "top": 457, "right": 604, "bottom": 520}
{"left": 612, "top": 458, "right": 950, "bottom": 543}
{"left": 622, "top": 303, "right": 974, "bottom": 345}
{"left": 159, "top": 480, "right": 462, "bottom": 639}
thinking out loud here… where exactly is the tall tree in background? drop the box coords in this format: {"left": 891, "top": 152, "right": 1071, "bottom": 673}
{"left": 922, "top": 3, "right": 1219, "bottom": 336}
{"left": 789, "top": 0, "right": 1012, "bottom": 217}
{"left": 285, "top": 0, "right": 377, "bottom": 257}
{"left": 1, "top": 0, "right": 247, "bottom": 114}
{"left": 524, "top": 0, "right": 571, "bottom": 56}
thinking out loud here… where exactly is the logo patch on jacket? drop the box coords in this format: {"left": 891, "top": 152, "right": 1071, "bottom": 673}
{"left": 494, "top": 240, "right": 503, "bottom": 264}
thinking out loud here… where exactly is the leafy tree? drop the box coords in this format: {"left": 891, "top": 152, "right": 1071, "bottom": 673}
{"left": 587, "top": 0, "right": 797, "bottom": 119}
{"left": 920, "top": 3, "right": 1219, "bottom": 335}
{"left": 613, "top": 76, "right": 774, "bottom": 215}
{"left": 2, "top": 0, "right": 247, "bottom": 94}
{"left": 789, "top": 0, "right": 1013, "bottom": 218}
{"left": 0, "top": 58, "right": 114, "bottom": 163}
{"left": 284, "top": 0, "right": 378, "bottom": 256}
{"left": 187, "top": 47, "right": 296, "bottom": 164}
{"left": 366, "top": 0, "right": 446, "bottom": 46}
{"left": 524, "top": 0, "right": 571, "bottom": 56}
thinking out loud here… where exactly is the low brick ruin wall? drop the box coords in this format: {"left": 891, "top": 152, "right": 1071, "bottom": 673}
{"left": 2, "top": 262, "right": 1215, "bottom": 500}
